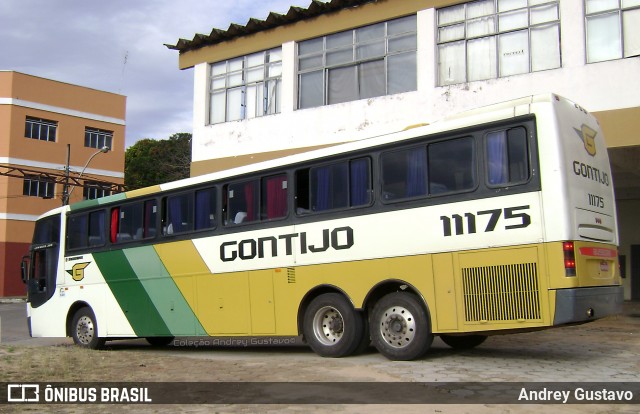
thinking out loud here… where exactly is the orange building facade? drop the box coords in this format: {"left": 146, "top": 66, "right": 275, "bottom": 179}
{"left": 0, "top": 71, "right": 125, "bottom": 296}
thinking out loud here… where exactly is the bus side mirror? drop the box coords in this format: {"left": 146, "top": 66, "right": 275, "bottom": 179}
{"left": 21, "top": 255, "right": 31, "bottom": 284}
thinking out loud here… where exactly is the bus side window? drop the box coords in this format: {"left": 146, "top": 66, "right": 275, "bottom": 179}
{"left": 67, "top": 215, "right": 88, "bottom": 250}
{"left": 164, "top": 193, "right": 194, "bottom": 235}
{"left": 304, "top": 157, "right": 371, "bottom": 212}
{"left": 225, "top": 180, "right": 259, "bottom": 225}
{"left": 428, "top": 137, "right": 475, "bottom": 194}
{"left": 486, "top": 127, "right": 529, "bottom": 187}
{"left": 381, "top": 147, "right": 427, "bottom": 201}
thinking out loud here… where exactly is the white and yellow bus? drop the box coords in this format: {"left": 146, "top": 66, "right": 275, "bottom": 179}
{"left": 22, "top": 94, "right": 623, "bottom": 360}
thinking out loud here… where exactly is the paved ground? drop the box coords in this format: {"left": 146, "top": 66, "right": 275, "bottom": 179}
{"left": 1, "top": 299, "right": 639, "bottom": 413}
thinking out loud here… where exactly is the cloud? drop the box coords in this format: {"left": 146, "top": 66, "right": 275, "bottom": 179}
{"left": 0, "top": 0, "right": 324, "bottom": 147}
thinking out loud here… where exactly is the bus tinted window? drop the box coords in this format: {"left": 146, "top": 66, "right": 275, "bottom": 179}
{"left": 381, "top": 147, "right": 427, "bottom": 201}
{"left": 67, "top": 210, "right": 106, "bottom": 249}
{"left": 226, "top": 175, "right": 288, "bottom": 224}
{"left": 382, "top": 138, "right": 475, "bottom": 201}
{"left": 165, "top": 194, "right": 194, "bottom": 234}
{"left": 297, "top": 158, "right": 371, "bottom": 213}
{"left": 486, "top": 127, "right": 529, "bottom": 186}
{"left": 227, "top": 179, "right": 260, "bottom": 224}
{"left": 114, "top": 204, "right": 143, "bottom": 242}
{"left": 428, "top": 137, "right": 475, "bottom": 194}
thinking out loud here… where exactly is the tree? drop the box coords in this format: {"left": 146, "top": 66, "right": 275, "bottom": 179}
{"left": 125, "top": 133, "right": 191, "bottom": 190}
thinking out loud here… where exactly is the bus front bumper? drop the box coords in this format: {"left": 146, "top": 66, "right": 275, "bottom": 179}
{"left": 553, "top": 286, "right": 624, "bottom": 326}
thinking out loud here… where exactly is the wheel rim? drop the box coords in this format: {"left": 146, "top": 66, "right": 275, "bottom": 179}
{"left": 378, "top": 305, "right": 416, "bottom": 349}
{"left": 312, "top": 305, "right": 344, "bottom": 346}
{"left": 75, "top": 315, "right": 95, "bottom": 345}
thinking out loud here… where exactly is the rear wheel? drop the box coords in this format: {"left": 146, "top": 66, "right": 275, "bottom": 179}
{"left": 303, "top": 293, "right": 365, "bottom": 358}
{"left": 370, "top": 292, "right": 433, "bottom": 361}
{"left": 71, "top": 307, "right": 105, "bottom": 350}
{"left": 440, "top": 334, "right": 487, "bottom": 350}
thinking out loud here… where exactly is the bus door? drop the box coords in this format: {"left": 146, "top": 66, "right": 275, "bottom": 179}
{"left": 21, "top": 214, "right": 61, "bottom": 308}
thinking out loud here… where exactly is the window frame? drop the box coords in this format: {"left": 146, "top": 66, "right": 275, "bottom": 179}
{"left": 297, "top": 14, "right": 418, "bottom": 109}
{"left": 209, "top": 48, "right": 283, "bottom": 124}
{"left": 83, "top": 181, "right": 113, "bottom": 200}
{"left": 85, "top": 127, "right": 114, "bottom": 150}
{"left": 23, "top": 175, "right": 55, "bottom": 199}
{"left": 25, "top": 116, "right": 58, "bottom": 142}
{"left": 585, "top": 0, "right": 640, "bottom": 63}
{"left": 436, "top": 0, "right": 561, "bottom": 86}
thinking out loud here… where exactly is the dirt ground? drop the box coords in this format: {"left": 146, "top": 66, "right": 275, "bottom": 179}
{"left": 1, "top": 303, "right": 639, "bottom": 413}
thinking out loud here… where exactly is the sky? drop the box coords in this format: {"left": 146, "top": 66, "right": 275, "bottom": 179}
{"left": 0, "top": 0, "right": 317, "bottom": 148}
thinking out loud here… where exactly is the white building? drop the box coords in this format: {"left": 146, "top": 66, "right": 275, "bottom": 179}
{"left": 168, "top": 0, "right": 640, "bottom": 299}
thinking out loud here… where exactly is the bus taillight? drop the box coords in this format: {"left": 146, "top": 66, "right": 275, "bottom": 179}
{"left": 563, "top": 242, "right": 576, "bottom": 277}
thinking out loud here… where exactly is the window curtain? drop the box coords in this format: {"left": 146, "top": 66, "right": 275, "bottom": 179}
{"left": 110, "top": 208, "right": 119, "bottom": 243}
{"left": 244, "top": 182, "right": 257, "bottom": 221}
{"left": 168, "top": 197, "right": 184, "bottom": 233}
{"left": 406, "top": 149, "right": 427, "bottom": 197}
{"left": 266, "top": 176, "right": 287, "bottom": 219}
{"left": 195, "top": 190, "right": 213, "bottom": 230}
{"left": 143, "top": 201, "right": 155, "bottom": 237}
{"left": 350, "top": 159, "right": 369, "bottom": 206}
{"left": 313, "top": 167, "right": 331, "bottom": 211}
{"left": 487, "top": 131, "right": 509, "bottom": 185}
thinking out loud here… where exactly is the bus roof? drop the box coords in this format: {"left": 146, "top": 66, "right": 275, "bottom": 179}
{"left": 66, "top": 93, "right": 557, "bottom": 212}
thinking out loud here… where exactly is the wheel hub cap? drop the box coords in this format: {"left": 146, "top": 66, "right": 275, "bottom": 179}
{"left": 380, "top": 306, "right": 416, "bottom": 349}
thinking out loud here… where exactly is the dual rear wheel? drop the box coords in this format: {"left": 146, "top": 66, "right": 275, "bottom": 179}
{"left": 303, "top": 291, "right": 434, "bottom": 360}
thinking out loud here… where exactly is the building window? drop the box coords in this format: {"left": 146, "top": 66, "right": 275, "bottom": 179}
{"left": 437, "top": 0, "right": 561, "bottom": 86}
{"left": 23, "top": 175, "right": 55, "bottom": 198}
{"left": 85, "top": 128, "right": 113, "bottom": 150}
{"left": 209, "top": 48, "right": 282, "bottom": 124}
{"left": 83, "top": 181, "right": 112, "bottom": 200}
{"left": 585, "top": 0, "right": 640, "bottom": 63}
{"left": 25, "top": 117, "right": 57, "bottom": 142}
{"left": 297, "top": 15, "right": 417, "bottom": 109}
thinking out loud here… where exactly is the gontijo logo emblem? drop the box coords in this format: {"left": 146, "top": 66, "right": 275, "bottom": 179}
{"left": 66, "top": 262, "right": 90, "bottom": 281}
{"left": 574, "top": 124, "right": 597, "bottom": 157}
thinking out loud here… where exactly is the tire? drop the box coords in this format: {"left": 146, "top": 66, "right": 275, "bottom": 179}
{"left": 370, "top": 292, "right": 433, "bottom": 361}
{"left": 440, "top": 334, "right": 487, "bottom": 350}
{"left": 146, "top": 336, "right": 175, "bottom": 347}
{"left": 71, "top": 307, "right": 106, "bottom": 350}
{"left": 303, "top": 293, "right": 365, "bottom": 358}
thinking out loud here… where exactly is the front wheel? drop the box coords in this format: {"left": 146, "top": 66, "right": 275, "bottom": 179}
{"left": 370, "top": 292, "right": 433, "bottom": 361}
{"left": 71, "top": 307, "right": 105, "bottom": 350}
{"left": 303, "top": 293, "right": 365, "bottom": 358}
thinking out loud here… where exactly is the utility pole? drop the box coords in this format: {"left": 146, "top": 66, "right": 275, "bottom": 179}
{"left": 62, "top": 144, "right": 71, "bottom": 206}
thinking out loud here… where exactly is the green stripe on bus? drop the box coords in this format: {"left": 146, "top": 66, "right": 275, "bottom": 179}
{"left": 123, "top": 246, "right": 207, "bottom": 336}
{"left": 93, "top": 250, "right": 171, "bottom": 337}
{"left": 69, "top": 193, "right": 127, "bottom": 211}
